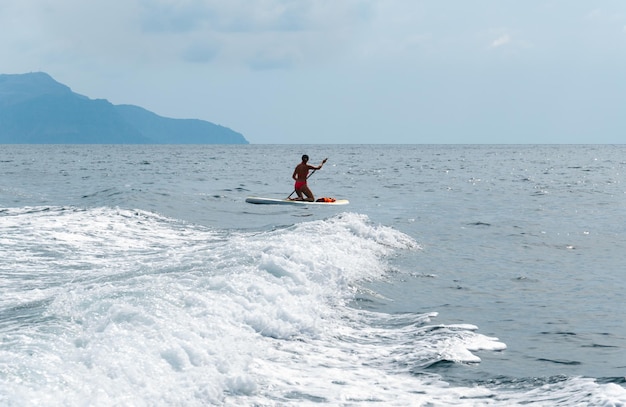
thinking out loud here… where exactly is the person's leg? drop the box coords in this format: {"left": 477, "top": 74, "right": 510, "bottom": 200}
{"left": 302, "top": 185, "right": 315, "bottom": 201}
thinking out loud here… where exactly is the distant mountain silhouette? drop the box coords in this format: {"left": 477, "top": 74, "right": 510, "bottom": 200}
{"left": 0, "top": 72, "right": 248, "bottom": 144}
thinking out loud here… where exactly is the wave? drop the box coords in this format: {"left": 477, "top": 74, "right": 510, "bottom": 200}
{"left": 1, "top": 206, "right": 623, "bottom": 405}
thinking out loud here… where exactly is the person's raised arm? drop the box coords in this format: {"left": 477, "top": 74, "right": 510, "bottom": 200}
{"left": 312, "top": 158, "right": 328, "bottom": 170}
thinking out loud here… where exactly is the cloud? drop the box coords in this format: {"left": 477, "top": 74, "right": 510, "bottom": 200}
{"left": 585, "top": 8, "right": 624, "bottom": 23}
{"left": 140, "top": 0, "right": 213, "bottom": 33}
{"left": 2, "top": 0, "right": 380, "bottom": 73}
{"left": 138, "top": 0, "right": 369, "bottom": 34}
{"left": 182, "top": 42, "right": 219, "bottom": 63}
{"left": 247, "top": 48, "right": 296, "bottom": 70}
{"left": 490, "top": 34, "right": 511, "bottom": 48}
{"left": 132, "top": 0, "right": 374, "bottom": 70}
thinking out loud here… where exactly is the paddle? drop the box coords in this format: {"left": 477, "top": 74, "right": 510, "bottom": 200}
{"left": 287, "top": 158, "right": 327, "bottom": 200}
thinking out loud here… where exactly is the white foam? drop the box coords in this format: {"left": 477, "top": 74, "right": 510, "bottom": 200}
{"left": 1, "top": 207, "right": 623, "bottom": 406}
{"left": 503, "top": 377, "right": 626, "bottom": 406}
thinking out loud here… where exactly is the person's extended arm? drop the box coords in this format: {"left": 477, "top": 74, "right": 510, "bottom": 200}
{"left": 312, "top": 158, "right": 328, "bottom": 170}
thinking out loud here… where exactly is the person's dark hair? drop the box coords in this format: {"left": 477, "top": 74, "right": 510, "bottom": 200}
{"left": 302, "top": 155, "right": 309, "bottom": 161}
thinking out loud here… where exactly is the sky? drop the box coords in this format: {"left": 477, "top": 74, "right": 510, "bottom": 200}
{"left": 1, "top": 0, "right": 625, "bottom": 144}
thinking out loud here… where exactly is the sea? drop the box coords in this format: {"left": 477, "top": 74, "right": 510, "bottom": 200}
{"left": 0, "top": 144, "right": 625, "bottom": 406}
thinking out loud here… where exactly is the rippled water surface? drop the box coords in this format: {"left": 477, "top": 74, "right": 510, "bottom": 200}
{"left": 1, "top": 144, "right": 625, "bottom": 406}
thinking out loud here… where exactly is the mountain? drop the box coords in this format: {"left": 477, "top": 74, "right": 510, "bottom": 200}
{"left": 0, "top": 72, "right": 248, "bottom": 144}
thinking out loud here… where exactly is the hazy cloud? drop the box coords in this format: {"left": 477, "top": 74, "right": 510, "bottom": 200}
{"left": 129, "top": 0, "right": 375, "bottom": 70}
{"left": 244, "top": 38, "right": 305, "bottom": 70}
{"left": 585, "top": 8, "right": 624, "bottom": 23}
{"left": 490, "top": 34, "right": 511, "bottom": 48}
{"left": 140, "top": 0, "right": 213, "bottom": 33}
{"left": 182, "top": 42, "right": 219, "bottom": 63}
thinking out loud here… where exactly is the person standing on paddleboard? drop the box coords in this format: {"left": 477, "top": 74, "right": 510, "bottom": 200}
{"left": 291, "top": 155, "right": 327, "bottom": 201}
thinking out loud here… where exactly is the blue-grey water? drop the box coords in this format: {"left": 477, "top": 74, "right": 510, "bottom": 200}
{"left": 1, "top": 144, "right": 625, "bottom": 406}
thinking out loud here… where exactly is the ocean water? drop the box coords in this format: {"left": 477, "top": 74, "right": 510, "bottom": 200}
{"left": 0, "top": 144, "right": 625, "bottom": 406}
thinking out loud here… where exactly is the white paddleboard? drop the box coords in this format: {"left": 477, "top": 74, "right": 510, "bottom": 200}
{"left": 246, "top": 196, "right": 349, "bottom": 205}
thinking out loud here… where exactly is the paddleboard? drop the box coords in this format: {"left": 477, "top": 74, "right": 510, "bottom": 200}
{"left": 246, "top": 196, "right": 349, "bottom": 205}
